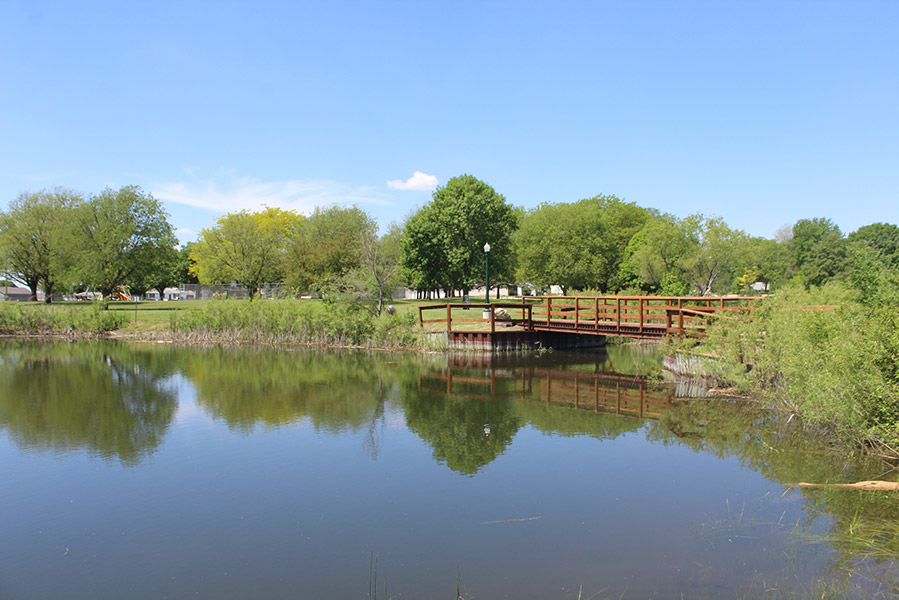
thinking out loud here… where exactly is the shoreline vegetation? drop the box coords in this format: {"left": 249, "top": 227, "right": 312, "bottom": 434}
{"left": 2, "top": 286, "right": 898, "bottom": 464}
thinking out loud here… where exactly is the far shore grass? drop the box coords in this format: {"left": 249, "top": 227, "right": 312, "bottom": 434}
{"left": 3, "top": 297, "right": 528, "bottom": 333}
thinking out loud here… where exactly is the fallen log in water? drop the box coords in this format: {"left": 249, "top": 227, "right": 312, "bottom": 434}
{"left": 796, "top": 480, "right": 899, "bottom": 491}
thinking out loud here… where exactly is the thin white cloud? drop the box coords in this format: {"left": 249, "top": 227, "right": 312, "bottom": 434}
{"left": 153, "top": 171, "right": 390, "bottom": 215}
{"left": 387, "top": 171, "right": 439, "bottom": 191}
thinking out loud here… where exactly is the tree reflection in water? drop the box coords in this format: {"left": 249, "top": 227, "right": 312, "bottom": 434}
{"left": 0, "top": 341, "right": 178, "bottom": 465}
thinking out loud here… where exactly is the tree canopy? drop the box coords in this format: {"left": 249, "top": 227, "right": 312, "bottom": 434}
{"left": 515, "top": 195, "right": 648, "bottom": 293}
{"left": 401, "top": 174, "right": 517, "bottom": 295}
{"left": 73, "top": 186, "right": 178, "bottom": 298}
{"left": 286, "top": 205, "right": 375, "bottom": 293}
{"left": 0, "top": 188, "right": 82, "bottom": 301}
{"left": 190, "top": 207, "right": 301, "bottom": 299}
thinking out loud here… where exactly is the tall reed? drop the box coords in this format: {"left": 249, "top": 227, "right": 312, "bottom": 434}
{"left": 0, "top": 302, "right": 126, "bottom": 335}
{"left": 170, "top": 299, "right": 423, "bottom": 348}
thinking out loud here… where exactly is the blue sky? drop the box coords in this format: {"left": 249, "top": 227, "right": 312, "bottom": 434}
{"left": 2, "top": 1, "right": 896, "bottom": 244}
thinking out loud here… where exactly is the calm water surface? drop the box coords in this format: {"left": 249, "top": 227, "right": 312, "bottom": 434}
{"left": 1, "top": 341, "right": 897, "bottom": 599}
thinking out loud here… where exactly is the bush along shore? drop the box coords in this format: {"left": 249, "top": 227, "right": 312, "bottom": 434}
{"left": 0, "top": 298, "right": 430, "bottom": 348}
{"left": 0, "top": 302, "right": 127, "bottom": 336}
{"left": 698, "top": 282, "right": 899, "bottom": 462}
{"left": 167, "top": 299, "right": 426, "bottom": 349}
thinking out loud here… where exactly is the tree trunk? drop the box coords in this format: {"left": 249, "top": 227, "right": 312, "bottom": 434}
{"left": 26, "top": 277, "right": 39, "bottom": 302}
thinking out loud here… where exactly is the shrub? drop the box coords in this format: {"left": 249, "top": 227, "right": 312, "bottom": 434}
{"left": 0, "top": 303, "right": 126, "bottom": 335}
{"left": 171, "top": 299, "right": 422, "bottom": 348}
{"left": 704, "top": 283, "right": 899, "bottom": 456}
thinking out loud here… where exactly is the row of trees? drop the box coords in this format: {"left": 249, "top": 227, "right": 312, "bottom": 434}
{"left": 4, "top": 175, "right": 898, "bottom": 305}
{"left": 188, "top": 205, "right": 403, "bottom": 314}
{"left": 0, "top": 186, "right": 184, "bottom": 302}
{"left": 398, "top": 177, "right": 899, "bottom": 298}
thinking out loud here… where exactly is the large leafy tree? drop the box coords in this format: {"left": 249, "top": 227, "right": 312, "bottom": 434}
{"left": 620, "top": 215, "right": 693, "bottom": 293}
{"left": 848, "top": 222, "right": 899, "bottom": 268}
{"left": 0, "top": 188, "right": 82, "bottom": 302}
{"left": 190, "top": 207, "right": 301, "bottom": 299}
{"left": 286, "top": 205, "right": 375, "bottom": 293}
{"left": 515, "top": 195, "right": 648, "bottom": 293}
{"left": 73, "top": 186, "right": 178, "bottom": 298}
{"left": 734, "top": 236, "right": 792, "bottom": 293}
{"left": 621, "top": 213, "right": 748, "bottom": 295}
{"left": 679, "top": 215, "right": 747, "bottom": 296}
{"left": 790, "top": 217, "right": 849, "bottom": 287}
{"left": 401, "top": 204, "right": 448, "bottom": 295}
{"left": 401, "top": 174, "right": 517, "bottom": 295}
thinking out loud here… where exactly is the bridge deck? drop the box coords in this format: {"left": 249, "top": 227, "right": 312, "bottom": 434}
{"left": 418, "top": 295, "right": 760, "bottom": 340}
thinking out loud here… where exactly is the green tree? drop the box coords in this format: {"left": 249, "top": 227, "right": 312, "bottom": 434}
{"left": 286, "top": 205, "right": 375, "bottom": 293}
{"left": 190, "top": 207, "right": 301, "bottom": 299}
{"left": 342, "top": 223, "right": 404, "bottom": 315}
{"left": 73, "top": 186, "right": 178, "bottom": 299}
{"left": 515, "top": 195, "right": 648, "bottom": 293}
{"left": 173, "top": 243, "right": 200, "bottom": 285}
{"left": 0, "top": 188, "right": 82, "bottom": 302}
{"left": 620, "top": 214, "right": 748, "bottom": 295}
{"left": 789, "top": 218, "right": 849, "bottom": 287}
{"left": 401, "top": 174, "right": 517, "bottom": 296}
{"left": 735, "top": 236, "right": 792, "bottom": 293}
{"left": 679, "top": 215, "right": 747, "bottom": 295}
{"left": 848, "top": 222, "right": 899, "bottom": 268}
{"left": 619, "top": 215, "right": 693, "bottom": 293}
{"left": 400, "top": 204, "right": 448, "bottom": 296}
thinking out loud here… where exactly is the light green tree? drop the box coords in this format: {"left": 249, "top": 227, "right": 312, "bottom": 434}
{"left": 190, "top": 207, "right": 301, "bottom": 299}
{"left": 401, "top": 204, "right": 448, "bottom": 297}
{"left": 848, "top": 222, "right": 899, "bottom": 268}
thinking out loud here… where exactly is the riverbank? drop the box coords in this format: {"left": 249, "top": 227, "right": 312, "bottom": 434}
{"left": 695, "top": 284, "right": 899, "bottom": 462}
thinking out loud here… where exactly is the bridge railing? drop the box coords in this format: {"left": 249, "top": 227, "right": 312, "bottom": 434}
{"left": 526, "top": 295, "right": 761, "bottom": 336}
{"left": 418, "top": 296, "right": 763, "bottom": 337}
{"left": 418, "top": 302, "right": 533, "bottom": 334}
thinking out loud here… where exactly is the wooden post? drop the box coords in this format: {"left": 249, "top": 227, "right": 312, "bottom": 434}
{"left": 594, "top": 297, "right": 599, "bottom": 330}
{"left": 546, "top": 297, "right": 552, "bottom": 326}
{"left": 574, "top": 297, "right": 579, "bottom": 328}
{"left": 639, "top": 298, "right": 644, "bottom": 333}
{"left": 418, "top": 305, "right": 424, "bottom": 327}
{"left": 446, "top": 304, "right": 452, "bottom": 332}
{"left": 490, "top": 305, "right": 495, "bottom": 333}
{"left": 617, "top": 297, "right": 621, "bottom": 332}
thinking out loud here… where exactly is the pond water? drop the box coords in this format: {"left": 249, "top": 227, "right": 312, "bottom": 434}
{"left": 1, "top": 341, "right": 897, "bottom": 599}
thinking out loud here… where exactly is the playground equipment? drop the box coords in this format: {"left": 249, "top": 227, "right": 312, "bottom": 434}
{"left": 110, "top": 286, "right": 133, "bottom": 301}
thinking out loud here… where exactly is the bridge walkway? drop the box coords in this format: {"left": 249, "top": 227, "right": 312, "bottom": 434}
{"left": 418, "top": 295, "right": 760, "bottom": 340}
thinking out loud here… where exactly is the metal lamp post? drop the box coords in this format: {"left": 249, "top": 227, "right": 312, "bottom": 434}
{"left": 483, "top": 242, "right": 491, "bottom": 318}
